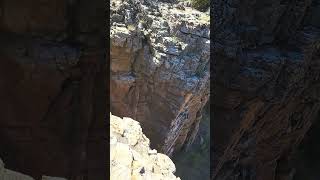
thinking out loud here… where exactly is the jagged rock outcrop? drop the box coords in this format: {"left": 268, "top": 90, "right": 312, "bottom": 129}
{"left": 0, "top": 0, "right": 107, "bottom": 179}
{"left": 213, "top": 0, "right": 320, "bottom": 179}
{"left": 110, "top": 0, "right": 210, "bottom": 156}
{"left": 110, "top": 113, "right": 180, "bottom": 180}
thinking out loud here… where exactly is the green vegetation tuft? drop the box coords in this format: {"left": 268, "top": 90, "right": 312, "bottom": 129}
{"left": 190, "top": 0, "right": 210, "bottom": 12}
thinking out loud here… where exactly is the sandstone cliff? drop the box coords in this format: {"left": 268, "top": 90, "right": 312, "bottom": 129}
{"left": 110, "top": 0, "right": 210, "bottom": 156}
{"left": 110, "top": 113, "right": 180, "bottom": 180}
{"left": 213, "top": 0, "right": 320, "bottom": 179}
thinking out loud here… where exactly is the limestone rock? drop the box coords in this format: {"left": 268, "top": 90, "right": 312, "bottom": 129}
{"left": 110, "top": 113, "right": 180, "bottom": 180}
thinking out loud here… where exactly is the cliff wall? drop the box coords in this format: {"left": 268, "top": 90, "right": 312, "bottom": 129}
{"left": 213, "top": 0, "right": 320, "bottom": 179}
{"left": 110, "top": 0, "right": 210, "bottom": 156}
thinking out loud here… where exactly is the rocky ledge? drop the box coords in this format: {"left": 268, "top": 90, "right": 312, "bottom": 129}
{"left": 110, "top": 113, "right": 180, "bottom": 180}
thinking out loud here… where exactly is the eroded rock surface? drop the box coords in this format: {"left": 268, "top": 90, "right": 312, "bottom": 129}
{"left": 110, "top": 0, "right": 210, "bottom": 156}
{"left": 213, "top": 0, "right": 320, "bottom": 179}
{"left": 110, "top": 113, "right": 180, "bottom": 180}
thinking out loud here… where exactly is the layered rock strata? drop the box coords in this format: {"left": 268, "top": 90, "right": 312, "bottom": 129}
{"left": 110, "top": 113, "right": 180, "bottom": 180}
{"left": 212, "top": 0, "right": 320, "bottom": 179}
{"left": 110, "top": 0, "right": 210, "bottom": 156}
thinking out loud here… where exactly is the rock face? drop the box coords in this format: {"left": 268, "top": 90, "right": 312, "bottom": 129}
{"left": 0, "top": 158, "right": 34, "bottom": 180}
{"left": 0, "top": 0, "right": 107, "bottom": 179}
{"left": 110, "top": 113, "right": 180, "bottom": 180}
{"left": 110, "top": 0, "right": 210, "bottom": 156}
{"left": 213, "top": 0, "right": 320, "bottom": 179}
{"left": 0, "top": 158, "right": 67, "bottom": 180}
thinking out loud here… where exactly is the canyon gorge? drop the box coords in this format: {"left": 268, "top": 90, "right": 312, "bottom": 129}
{"left": 2, "top": 0, "right": 320, "bottom": 179}
{"left": 0, "top": 0, "right": 210, "bottom": 179}
{"left": 110, "top": 0, "right": 210, "bottom": 179}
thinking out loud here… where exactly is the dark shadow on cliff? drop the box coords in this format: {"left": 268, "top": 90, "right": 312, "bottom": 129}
{"left": 0, "top": 0, "right": 108, "bottom": 179}
{"left": 172, "top": 103, "right": 210, "bottom": 180}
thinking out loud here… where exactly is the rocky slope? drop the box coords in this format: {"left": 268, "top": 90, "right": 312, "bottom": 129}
{"left": 110, "top": 113, "right": 180, "bottom": 180}
{"left": 212, "top": 0, "right": 320, "bottom": 179}
{"left": 110, "top": 0, "right": 210, "bottom": 156}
